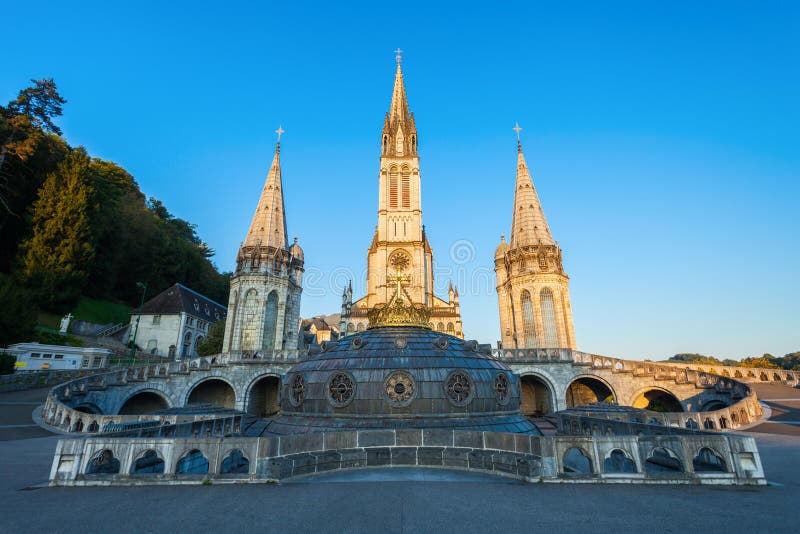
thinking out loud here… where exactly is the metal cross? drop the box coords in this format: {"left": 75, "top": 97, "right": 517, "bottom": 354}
{"left": 394, "top": 48, "right": 404, "bottom": 64}
{"left": 387, "top": 272, "right": 411, "bottom": 301}
{"left": 275, "top": 125, "right": 285, "bottom": 142}
{"left": 513, "top": 122, "right": 522, "bottom": 142}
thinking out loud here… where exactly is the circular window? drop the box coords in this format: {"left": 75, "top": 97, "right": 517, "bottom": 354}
{"left": 288, "top": 373, "right": 305, "bottom": 407}
{"left": 394, "top": 336, "right": 407, "bottom": 349}
{"left": 327, "top": 372, "right": 355, "bottom": 408}
{"left": 350, "top": 336, "right": 364, "bottom": 350}
{"left": 389, "top": 251, "right": 411, "bottom": 272}
{"left": 445, "top": 370, "right": 474, "bottom": 406}
{"left": 384, "top": 371, "right": 416, "bottom": 407}
{"left": 494, "top": 373, "right": 511, "bottom": 405}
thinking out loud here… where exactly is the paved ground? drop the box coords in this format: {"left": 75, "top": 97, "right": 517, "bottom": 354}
{"left": 1, "top": 384, "right": 799, "bottom": 533}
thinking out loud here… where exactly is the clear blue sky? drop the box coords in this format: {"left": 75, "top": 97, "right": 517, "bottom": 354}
{"left": 3, "top": 1, "right": 798, "bottom": 360}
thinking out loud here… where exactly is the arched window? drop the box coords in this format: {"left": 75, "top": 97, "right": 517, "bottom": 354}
{"left": 401, "top": 166, "right": 411, "bottom": 208}
{"left": 389, "top": 167, "right": 398, "bottom": 208}
{"left": 521, "top": 290, "right": 536, "bottom": 347}
{"left": 437, "top": 322, "right": 444, "bottom": 331}
{"left": 446, "top": 322, "right": 454, "bottom": 334}
{"left": 240, "top": 289, "right": 259, "bottom": 351}
{"left": 182, "top": 331, "right": 192, "bottom": 357}
{"left": 357, "top": 323, "right": 366, "bottom": 332}
{"left": 540, "top": 288, "right": 558, "bottom": 347}
{"left": 262, "top": 291, "right": 279, "bottom": 351}
{"left": 347, "top": 323, "right": 355, "bottom": 333}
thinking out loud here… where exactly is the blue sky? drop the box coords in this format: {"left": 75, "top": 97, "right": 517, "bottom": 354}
{"left": 3, "top": 1, "right": 798, "bottom": 360}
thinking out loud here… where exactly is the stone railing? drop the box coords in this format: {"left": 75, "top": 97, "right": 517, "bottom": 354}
{"left": 49, "top": 428, "right": 765, "bottom": 486}
{"left": 0, "top": 369, "right": 88, "bottom": 393}
{"left": 656, "top": 361, "right": 800, "bottom": 385}
{"left": 491, "top": 348, "right": 574, "bottom": 363}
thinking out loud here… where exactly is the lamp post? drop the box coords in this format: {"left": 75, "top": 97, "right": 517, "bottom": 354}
{"left": 129, "top": 281, "right": 148, "bottom": 367}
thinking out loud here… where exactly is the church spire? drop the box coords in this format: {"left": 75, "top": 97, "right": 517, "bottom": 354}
{"left": 245, "top": 131, "right": 288, "bottom": 249}
{"left": 509, "top": 130, "right": 554, "bottom": 248}
{"left": 382, "top": 51, "right": 417, "bottom": 157}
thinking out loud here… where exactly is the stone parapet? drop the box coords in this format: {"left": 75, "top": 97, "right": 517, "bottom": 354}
{"left": 49, "top": 429, "right": 766, "bottom": 486}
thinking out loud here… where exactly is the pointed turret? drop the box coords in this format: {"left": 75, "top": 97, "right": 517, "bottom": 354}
{"left": 509, "top": 141, "right": 554, "bottom": 247}
{"left": 381, "top": 58, "right": 417, "bottom": 157}
{"left": 245, "top": 142, "right": 288, "bottom": 249}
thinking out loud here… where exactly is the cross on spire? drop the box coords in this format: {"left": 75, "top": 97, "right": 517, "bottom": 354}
{"left": 513, "top": 122, "right": 522, "bottom": 142}
{"left": 275, "top": 125, "right": 285, "bottom": 142}
{"left": 394, "top": 48, "right": 403, "bottom": 64}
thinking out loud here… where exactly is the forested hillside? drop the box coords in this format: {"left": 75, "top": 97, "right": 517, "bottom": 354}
{"left": 0, "top": 79, "right": 230, "bottom": 345}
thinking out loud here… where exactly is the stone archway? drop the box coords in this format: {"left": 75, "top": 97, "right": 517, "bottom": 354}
{"left": 519, "top": 374, "right": 554, "bottom": 416}
{"left": 187, "top": 378, "right": 236, "bottom": 409}
{"left": 631, "top": 388, "right": 683, "bottom": 412}
{"left": 566, "top": 376, "right": 615, "bottom": 408}
{"left": 119, "top": 391, "right": 170, "bottom": 415}
{"left": 246, "top": 375, "right": 281, "bottom": 417}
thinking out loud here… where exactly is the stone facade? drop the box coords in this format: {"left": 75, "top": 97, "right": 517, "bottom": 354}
{"left": 495, "top": 142, "right": 576, "bottom": 349}
{"left": 339, "top": 59, "right": 462, "bottom": 337}
{"left": 222, "top": 142, "right": 304, "bottom": 352}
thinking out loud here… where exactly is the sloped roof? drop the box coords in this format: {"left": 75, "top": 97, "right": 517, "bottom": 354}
{"left": 134, "top": 283, "right": 227, "bottom": 321}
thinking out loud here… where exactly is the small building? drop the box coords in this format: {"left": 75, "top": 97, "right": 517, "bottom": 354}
{"left": 130, "top": 283, "right": 227, "bottom": 359}
{"left": 6, "top": 343, "right": 111, "bottom": 371}
{"left": 301, "top": 316, "right": 340, "bottom": 345}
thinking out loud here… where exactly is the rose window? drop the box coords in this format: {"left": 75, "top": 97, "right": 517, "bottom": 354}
{"left": 494, "top": 373, "right": 510, "bottom": 405}
{"left": 390, "top": 251, "right": 411, "bottom": 272}
{"left": 327, "top": 372, "right": 355, "bottom": 407}
{"left": 288, "top": 373, "right": 305, "bottom": 407}
{"left": 445, "top": 371, "right": 474, "bottom": 406}
{"left": 384, "top": 371, "right": 416, "bottom": 407}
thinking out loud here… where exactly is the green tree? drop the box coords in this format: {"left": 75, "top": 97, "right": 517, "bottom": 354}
{"left": 0, "top": 353, "right": 16, "bottom": 375}
{"left": 0, "top": 79, "right": 66, "bottom": 213}
{"left": 0, "top": 273, "right": 37, "bottom": 345}
{"left": 20, "top": 148, "right": 96, "bottom": 311}
{"left": 738, "top": 354, "right": 780, "bottom": 369}
{"left": 196, "top": 319, "right": 225, "bottom": 356}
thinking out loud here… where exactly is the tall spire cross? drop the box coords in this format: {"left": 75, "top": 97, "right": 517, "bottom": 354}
{"left": 513, "top": 122, "right": 522, "bottom": 142}
{"left": 275, "top": 125, "right": 285, "bottom": 142}
{"left": 394, "top": 48, "right": 403, "bottom": 64}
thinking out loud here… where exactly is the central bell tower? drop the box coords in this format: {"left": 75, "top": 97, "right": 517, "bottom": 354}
{"left": 339, "top": 54, "right": 463, "bottom": 338}
{"left": 368, "top": 54, "right": 431, "bottom": 307}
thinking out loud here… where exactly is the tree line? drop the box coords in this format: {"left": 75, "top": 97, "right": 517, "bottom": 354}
{"left": 0, "top": 79, "right": 230, "bottom": 345}
{"left": 668, "top": 353, "right": 800, "bottom": 371}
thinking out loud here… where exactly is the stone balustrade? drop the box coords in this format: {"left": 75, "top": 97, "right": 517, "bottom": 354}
{"left": 49, "top": 428, "right": 765, "bottom": 486}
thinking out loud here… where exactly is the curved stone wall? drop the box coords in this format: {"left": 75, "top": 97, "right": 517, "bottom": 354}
{"left": 49, "top": 428, "right": 765, "bottom": 486}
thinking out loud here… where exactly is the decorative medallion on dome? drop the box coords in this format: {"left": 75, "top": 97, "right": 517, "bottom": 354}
{"left": 384, "top": 371, "right": 416, "bottom": 407}
{"left": 327, "top": 372, "right": 355, "bottom": 407}
{"left": 433, "top": 336, "right": 449, "bottom": 350}
{"left": 288, "top": 373, "right": 306, "bottom": 407}
{"left": 445, "top": 370, "right": 474, "bottom": 406}
{"left": 494, "top": 373, "right": 510, "bottom": 405}
{"left": 367, "top": 273, "right": 431, "bottom": 329}
{"left": 394, "top": 336, "right": 408, "bottom": 349}
{"left": 350, "top": 336, "right": 365, "bottom": 350}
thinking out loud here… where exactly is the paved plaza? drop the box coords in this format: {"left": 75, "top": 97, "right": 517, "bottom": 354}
{"left": 2, "top": 385, "right": 799, "bottom": 533}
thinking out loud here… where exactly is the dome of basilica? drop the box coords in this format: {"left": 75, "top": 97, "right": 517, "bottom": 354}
{"left": 267, "top": 326, "right": 540, "bottom": 435}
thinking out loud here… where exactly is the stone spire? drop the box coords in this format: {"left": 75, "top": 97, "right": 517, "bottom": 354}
{"left": 245, "top": 141, "right": 288, "bottom": 249}
{"left": 382, "top": 58, "right": 417, "bottom": 157}
{"left": 509, "top": 141, "right": 554, "bottom": 247}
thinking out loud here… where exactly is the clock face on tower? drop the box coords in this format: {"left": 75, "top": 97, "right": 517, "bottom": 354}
{"left": 390, "top": 250, "right": 411, "bottom": 272}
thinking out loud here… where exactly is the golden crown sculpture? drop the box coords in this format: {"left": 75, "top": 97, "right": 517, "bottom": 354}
{"left": 367, "top": 273, "right": 432, "bottom": 329}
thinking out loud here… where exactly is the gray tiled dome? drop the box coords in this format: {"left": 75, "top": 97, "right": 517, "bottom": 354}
{"left": 269, "top": 327, "right": 539, "bottom": 435}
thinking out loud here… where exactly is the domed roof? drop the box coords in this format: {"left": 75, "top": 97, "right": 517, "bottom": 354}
{"left": 289, "top": 237, "right": 303, "bottom": 260}
{"left": 269, "top": 326, "right": 539, "bottom": 435}
{"left": 494, "top": 235, "right": 510, "bottom": 259}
